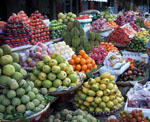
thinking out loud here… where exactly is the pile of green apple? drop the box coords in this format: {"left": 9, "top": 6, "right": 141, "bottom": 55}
{"left": 58, "top": 12, "right": 76, "bottom": 24}
{"left": 29, "top": 53, "right": 80, "bottom": 92}
{"left": 49, "top": 20, "right": 66, "bottom": 39}
{"left": 100, "top": 9, "right": 116, "bottom": 21}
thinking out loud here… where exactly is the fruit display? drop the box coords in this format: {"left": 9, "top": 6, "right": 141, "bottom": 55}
{"left": 62, "top": 20, "right": 102, "bottom": 53}
{"left": 107, "top": 118, "right": 120, "bottom": 122}
{"left": 1, "top": 13, "right": 30, "bottom": 47}
{"left": 145, "top": 20, "right": 150, "bottom": 28}
{"left": 69, "top": 50, "right": 97, "bottom": 73}
{"left": 29, "top": 10, "right": 49, "bottom": 45}
{"left": 107, "top": 21, "right": 118, "bottom": 29}
{"left": 127, "top": 38, "right": 146, "bottom": 52}
{"left": 120, "top": 110, "right": 149, "bottom": 122}
{"left": 134, "top": 60, "right": 146, "bottom": 71}
{"left": 124, "top": 11, "right": 136, "bottom": 23}
{"left": 74, "top": 72, "right": 124, "bottom": 113}
{"left": 121, "top": 24, "right": 137, "bottom": 37}
{"left": 29, "top": 54, "right": 80, "bottom": 92}
{"left": 116, "top": 14, "right": 126, "bottom": 26}
{"left": 130, "top": 22, "right": 138, "bottom": 32}
{"left": 49, "top": 20, "right": 66, "bottom": 39}
{"left": 89, "top": 45, "right": 106, "bottom": 64}
{"left": 125, "top": 58, "right": 134, "bottom": 69}
{"left": 75, "top": 15, "right": 90, "bottom": 19}
{"left": 135, "top": 30, "right": 150, "bottom": 43}
{"left": 48, "top": 109, "right": 99, "bottom": 122}
{"left": 58, "top": 12, "right": 76, "bottom": 24}
{"left": 103, "top": 51, "right": 126, "bottom": 70}
{"left": 100, "top": 42, "right": 119, "bottom": 55}
{"left": 134, "top": 17, "right": 148, "bottom": 29}
{"left": 19, "top": 42, "right": 51, "bottom": 68}
{"left": 48, "top": 41, "right": 75, "bottom": 61}
{"left": 117, "top": 67, "right": 145, "bottom": 82}
{"left": 107, "top": 27, "right": 131, "bottom": 46}
{"left": 91, "top": 18, "right": 112, "bottom": 32}
{"left": 99, "top": 9, "right": 116, "bottom": 21}
{"left": 0, "top": 44, "right": 54, "bottom": 120}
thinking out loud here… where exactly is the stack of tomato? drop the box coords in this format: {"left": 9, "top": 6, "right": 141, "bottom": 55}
{"left": 74, "top": 15, "right": 90, "bottom": 19}
{"left": 69, "top": 50, "right": 97, "bottom": 73}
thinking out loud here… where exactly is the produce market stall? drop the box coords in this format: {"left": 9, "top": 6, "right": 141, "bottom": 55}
{"left": 0, "top": 8, "right": 150, "bottom": 122}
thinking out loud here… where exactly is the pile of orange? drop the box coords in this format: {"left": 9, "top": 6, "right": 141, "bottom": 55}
{"left": 69, "top": 50, "right": 97, "bottom": 73}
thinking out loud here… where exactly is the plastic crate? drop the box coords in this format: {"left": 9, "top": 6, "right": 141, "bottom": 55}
{"left": 124, "top": 99, "right": 150, "bottom": 118}
{"left": 122, "top": 50, "right": 149, "bottom": 64}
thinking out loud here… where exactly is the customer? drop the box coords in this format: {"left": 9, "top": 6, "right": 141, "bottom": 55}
{"left": 146, "top": 40, "right": 150, "bottom": 81}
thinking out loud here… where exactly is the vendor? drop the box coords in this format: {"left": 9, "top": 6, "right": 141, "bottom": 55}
{"left": 146, "top": 40, "right": 150, "bottom": 81}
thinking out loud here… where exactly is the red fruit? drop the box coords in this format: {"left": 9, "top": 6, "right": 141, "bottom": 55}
{"left": 29, "top": 62, "right": 35, "bottom": 67}
{"left": 35, "top": 46, "right": 42, "bottom": 52}
{"left": 11, "top": 39, "right": 15, "bottom": 42}
{"left": 137, "top": 117, "right": 142, "bottom": 122}
{"left": 21, "top": 38, "right": 24, "bottom": 42}
{"left": 35, "top": 52, "right": 41, "bottom": 58}
{"left": 34, "top": 58, "right": 40, "bottom": 62}
{"left": 22, "top": 62, "right": 28, "bottom": 67}
{"left": 29, "top": 52, "right": 35, "bottom": 58}
{"left": 5, "top": 40, "right": 10, "bottom": 43}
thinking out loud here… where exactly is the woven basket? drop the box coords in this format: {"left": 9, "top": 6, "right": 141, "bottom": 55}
{"left": 48, "top": 79, "right": 84, "bottom": 96}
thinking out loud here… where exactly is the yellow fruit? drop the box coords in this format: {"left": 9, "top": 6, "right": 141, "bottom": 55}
{"left": 104, "top": 107, "right": 110, "bottom": 112}
{"left": 82, "top": 87, "right": 88, "bottom": 94}
{"left": 109, "top": 75, "right": 115, "bottom": 81}
{"left": 113, "top": 99, "right": 118, "bottom": 105}
{"left": 100, "top": 72, "right": 111, "bottom": 79}
{"left": 88, "top": 90, "right": 96, "bottom": 97}
{"left": 94, "top": 97, "right": 102, "bottom": 104}
{"left": 83, "top": 73, "right": 86, "bottom": 80}
{"left": 91, "top": 102, "right": 98, "bottom": 108}
{"left": 106, "top": 101, "right": 114, "bottom": 108}
{"left": 86, "top": 96, "right": 94, "bottom": 102}
{"left": 99, "top": 84, "right": 106, "bottom": 91}
{"left": 84, "top": 82, "right": 90, "bottom": 88}
{"left": 103, "top": 89, "right": 110, "bottom": 96}
{"left": 74, "top": 96, "right": 79, "bottom": 101}
{"left": 117, "top": 97, "right": 122, "bottom": 102}
{"left": 107, "top": 83, "right": 114, "bottom": 90}
{"left": 96, "top": 90, "right": 103, "bottom": 97}
{"left": 80, "top": 105, "right": 86, "bottom": 110}
{"left": 75, "top": 103, "right": 80, "bottom": 107}
{"left": 95, "top": 108, "right": 102, "bottom": 112}
{"left": 91, "top": 84, "right": 99, "bottom": 92}
{"left": 89, "top": 107, "right": 94, "bottom": 112}
{"left": 95, "top": 77, "right": 101, "bottom": 82}
{"left": 88, "top": 78, "right": 96, "bottom": 85}
{"left": 79, "top": 99, "right": 83, "bottom": 104}
{"left": 109, "top": 95, "right": 116, "bottom": 101}
{"left": 102, "top": 96, "right": 109, "bottom": 102}
{"left": 101, "top": 78, "right": 110, "bottom": 84}
{"left": 110, "top": 89, "right": 116, "bottom": 95}
{"left": 84, "top": 101, "right": 90, "bottom": 106}
{"left": 77, "top": 91, "right": 82, "bottom": 96}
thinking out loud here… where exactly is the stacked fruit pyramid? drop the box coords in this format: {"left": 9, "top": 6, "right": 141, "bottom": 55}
{"left": 62, "top": 20, "right": 103, "bottom": 53}
{"left": 74, "top": 72, "right": 124, "bottom": 113}
{"left": 29, "top": 53, "right": 80, "bottom": 92}
{"left": 0, "top": 45, "right": 52, "bottom": 120}
{"left": 29, "top": 10, "right": 49, "bottom": 45}
{"left": 1, "top": 13, "right": 30, "bottom": 47}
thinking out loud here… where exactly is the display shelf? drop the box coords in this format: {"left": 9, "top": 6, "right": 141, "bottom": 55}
{"left": 51, "top": 38, "right": 62, "bottom": 43}
{"left": 12, "top": 44, "right": 32, "bottom": 52}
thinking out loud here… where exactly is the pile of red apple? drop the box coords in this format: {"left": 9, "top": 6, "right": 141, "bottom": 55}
{"left": 29, "top": 10, "right": 49, "bottom": 45}
{"left": 1, "top": 12, "right": 30, "bottom": 47}
{"left": 19, "top": 42, "right": 51, "bottom": 68}
{"left": 120, "top": 110, "right": 149, "bottom": 122}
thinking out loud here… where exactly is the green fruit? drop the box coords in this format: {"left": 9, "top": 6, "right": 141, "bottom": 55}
{"left": 0, "top": 95, "right": 6, "bottom": 103}
{"left": 1, "top": 44, "right": 11, "bottom": 55}
{"left": 80, "top": 94, "right": 87, "bottom": 100}
{"left": 103, "top": 89, "right": 110, "bottom": 96}
{"left": 88, "top": 32, "right": 95, "bottom": 41}
{"left": 26, "top": 102, "right": 35, "bottom": 110}
{"left": 91, "top": 84, "right": 99, "bottom": 92}
{"left": 32, "top": 88, "right": 39, "bottom": 94}
{"left": 32, "top": 99, "right": 40, "bottom": 106}
{"left": 57, "top": 71, "right": 67, "bottom": 80}
{"left": 16, "top": 104, "right": 26, "bottom": 113}
{"left": 28, "top": 81, "right": 34, "bottom": 88}
{"left": 0, "top": 55, "right": 13, "bottom": 65}
{"left": 25, "top": 85, "right": 32, "bottom": 92}
{"left": 49, "top": 59, "right": 58, "bottom": 66}
{"left": 42, "top": 80, "right": 52, "bottom": 88}
{"left": 52, "top": 66, "right": 61, "bottom": 74}
{"left": 7, "top": 90, "right": 16, "bottom": 99}
{"left": 28, "top": 91, "right": 36, "bottom": 100}
{"left": 99, "top": 102, "right": 106, "bottom": 109}
{"left": 5, "top": 114, "right": 14, "bottom": 120}
{"left": 20, "top": 68, "right": 27, "bottom": 77}
{"left": 0, "top": 48, "right": 3, "bottom": 57}
{"left": 70, "top": 83, "right": 76, "bottom": 87}
{"left": 33, "top": 68, "right": 41, "bottom": 76}
{"left": 104, "top": 107, "right": 110, "bottom": 112}
{"left": 2, "top": 64, "right": 15, "bottom": 76}
{"left": 53, "top": 79, "right": 62, "bottom": 88}
{"left": 36, "top": 61, "right": 45, "bottom": 70}
{"left": 72, "top": 36, "right": 80, "bottom": 48}
{"left": 0, "top": 113, "right": 3, "bottom": 119}
{"left": 71, "top": 27, "right": 80, "bottom": 37}
{"left": 39, "top": 104, "right": 45, "bottom": 109}
{"left": 34, "top": 107, "right": 41, "bottom": 112}
{"left": 55, "top": 55, "right": 66, "bottom": 64}
{"left": 43, "top": 56, "right": 51, "bottom": 63}
{"left": 36, "top": 94, "right": 44, "bottom": 102}
{"left": 48, "top": 73, "right": 56, "bottom": 81}
{"left": 0, "top": 75, "right": 11, "bottom": 85}
{"left": 29, "top": 73, "right": 37, "bottom": 81}
{"left": 63, "top": 78, "right": 71, "bottom": 86}
{"left": 42, "top": 65, "right": 51, "bottom": 73}
{"left": 12, "top": 98, "right": 21, "bottom": 106}
{"left": 88, "top": 90, "right": 96, "bottom": 97}
{"left": 65, "top": 67, "right": 74, "bottom": 75}
{"left": 106, "top": 101, "right": 114, "bottom": 108}
{"left": 12, "top": 63, "right": 21, "bottom": 72}
{"left": 19, "top": 79, "right": 27, "bottom": 87}
{"left": 68, "top": 74, "right": 78, "bottom": 83}
{"left": 12, "top": 72, "right": 23, "bottom": 81}
{"left": 2, "top": 98, "right": 10, "bottom": 106}
{"left": 0, "top": 105, "right": 5, "bottom": 112}
{"left": 2, "top": 89, "right": 8, "bottom": 95}
{"left": 11, "top": 52, "right": 19, "bottom": 63}
{"left": 49, "top": 87, "right": 57, "bottom": 92}
{"left": 102, "top": 96, "right": 109, "bottom": 102}
{"left": 38, "top": 72, "right": 47, "bottom": 81}
{"left": 21, "top": 95, "right": 30, "bottom": 104}
{"left": 59, "top": 63, "right": 67, "bottom": 71}
{"left": 35, "top": 79, "right": 42, "bottom": 87}
{"left": 6, "top": 105, "right": 14, "bottom": 114}
{"left": 10, "top": 79, "right": 19, "bottom": 90}
{"left": 40, "top": 88, "right": 48, "bottom": 95}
